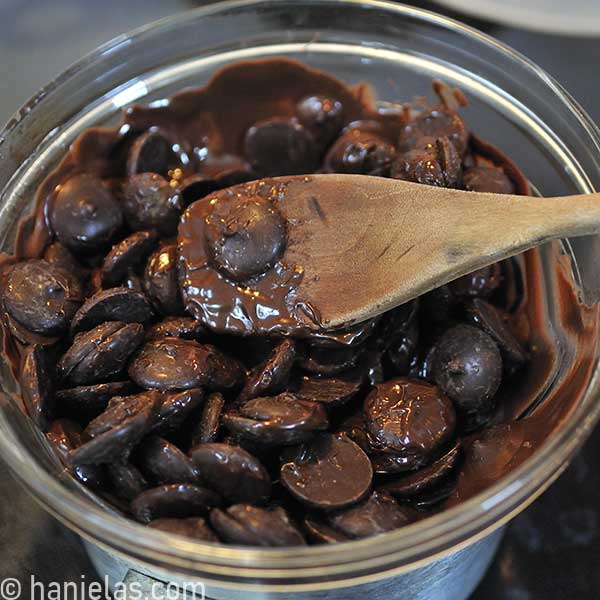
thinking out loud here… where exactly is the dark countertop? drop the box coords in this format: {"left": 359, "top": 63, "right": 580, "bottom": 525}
{"left": 0, "top": 2, "right": 599, "bottom": 598}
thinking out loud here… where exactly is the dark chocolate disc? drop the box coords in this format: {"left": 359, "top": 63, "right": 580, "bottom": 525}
{"left": 280, "top": 433, "right": 372, "bottom": 510}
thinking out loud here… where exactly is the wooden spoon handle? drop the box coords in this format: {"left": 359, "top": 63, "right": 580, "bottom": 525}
{"left": 433, "top": 191, "right": 600, "bottom": 266}
{"left": 280, "top": 175, "right": 600, "bottom": 328}
{"left": 487, "top": 192, "right": 600, "bottom": 238}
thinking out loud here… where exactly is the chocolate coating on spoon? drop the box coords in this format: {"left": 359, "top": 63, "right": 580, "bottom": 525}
{"left": 179, "top": 176, "right": 381, "bottom": 340}
{"left": 179, "top": 179, "right": 313, "bottom": 336}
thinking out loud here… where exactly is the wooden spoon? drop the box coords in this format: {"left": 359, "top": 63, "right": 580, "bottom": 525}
{"left": 274, "top": 173, "right": 599, "bottom": 329}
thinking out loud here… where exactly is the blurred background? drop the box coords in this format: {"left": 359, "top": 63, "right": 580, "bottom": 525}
{"left": 1, "top": 0, "right": 598, "bottom": 126}
{"left": 0, "top": 1, "right": 599, "bottom": 599}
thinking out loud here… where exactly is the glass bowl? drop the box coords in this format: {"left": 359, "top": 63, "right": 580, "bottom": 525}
{"left": 1, "top": 1, "right": 600, "bottom": 599}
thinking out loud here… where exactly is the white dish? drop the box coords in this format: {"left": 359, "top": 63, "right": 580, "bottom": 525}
{"left": 433, "top": 0, "right": 600, "bottom": 35}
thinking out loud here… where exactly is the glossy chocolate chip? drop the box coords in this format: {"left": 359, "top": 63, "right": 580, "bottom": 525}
{"left": 56, "top": 380, "right": 138, "bottom": 421}
{"left": 131, "top": 483, "right": 221, "bottom": 524}
{"left": 400, "top": 105, "right": 469, "bottom": 156}
{"left": 430, "top": 324, "right": 502, "bottom": 421}
{"left": 294, "top": 376, "right": 362, "bottom": 408}
{"left": 223, "top": 393, "right": 328, "bottom": 446}
{"left": 379, "top": 439, "right": 462, "bottom": 499}
{"left": 137, "top": 436, "right": 199, "bottom": 485}
{"left": 127, "top": 130, "right": 175, "bottom": 176}
{"left": 244, "top": 117, "right": 318, "bottom": 176}
{"left": 69, "top": 393, "right": 160, "bottom": 466}
{"left": 101, "top": 230, "right": 158, "bottom": 288}
{"left": 210, "top": 504, "right": 305, "bottom": 546}
{"left": 465, "top": 298, "right": 527, "bottom": 367}
{"left": 239, "top": 339, "right": 296, "bottom": 402}
{"left": 58, "top": 322, "right": 144, "bottom": 385}
{"left": 129, "top": 338, "right": 244, "bottom": 392}
{"left": 143, "top": 243, "right": 184, "bottom": 315}
{"left": 327, "top": 491, "right": 417, "bottom": 539}
{"left": 20, "top": 345, "right": 54, "bottom": 428}
{"left": 84, "top": 391, "right": 160, "bottom": 438}
{"left": 296, "top": 95, "right": 345, "bottom": 146}
{"left": 280, "top": 433, "right": 372, "bottom": 510}
{"left": 108, "top": 461, "right": 148, "bottom": 501}
{"left": 463, "top": 165, "right": 514, "bottom": 194}
{"left": 304, "top": 517, "right": 350, "bottom": 544}
{"left": 122, "top": 172, "right": 184, "bottom": 236}
{"left": 71, "top": 287, "right": 154, "bottom": 333}
{"left": 299, "top": 345, "right": 360, "bottom": 376}
{"left": 452, "top": 422, "right": 529, "bottom": 505}
{"left": 46, "top": 419, "right": 108, "bottom": 489}
{"left": 190, "top": 443, "right": 271, "bottom": 504}
{"left": 149, "top": 517, "right": 218, "bottom": 541}
{"left": 325, "top": 130, "right": 396, "bottom": 176}
{"left": 364, "top": 378, "right": 456, "bottom": 472}
{"left": 448, "top": 263, "right": 502, "bottom": 301}
{"left": 368, "top": 452, "right": 419, "bottom": 475}
{"left": 409, "top": 474, "right": 458, "bottom": 509}
{"left": 3, "top": 260, "right": 83, "bottom": 337}
{"left": 50, "top": 174, "right": 123, "bottom": 253}
{"left": 391, "top": 136, "right": 461, "bottom": 188}
{"left": 204, "top": 196, "right": 287, "bottom": 282}
{"left": 152, "top": 388, "right": 205, "bottom": 434}
{"left": 76, "top": 465, "right": 111, "bottom": 490}
{"left": 190, "top": 392, "right": 225, "bottom": 446}
{"left": 146, "top": 317, "right": 205, "bottom": 341}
